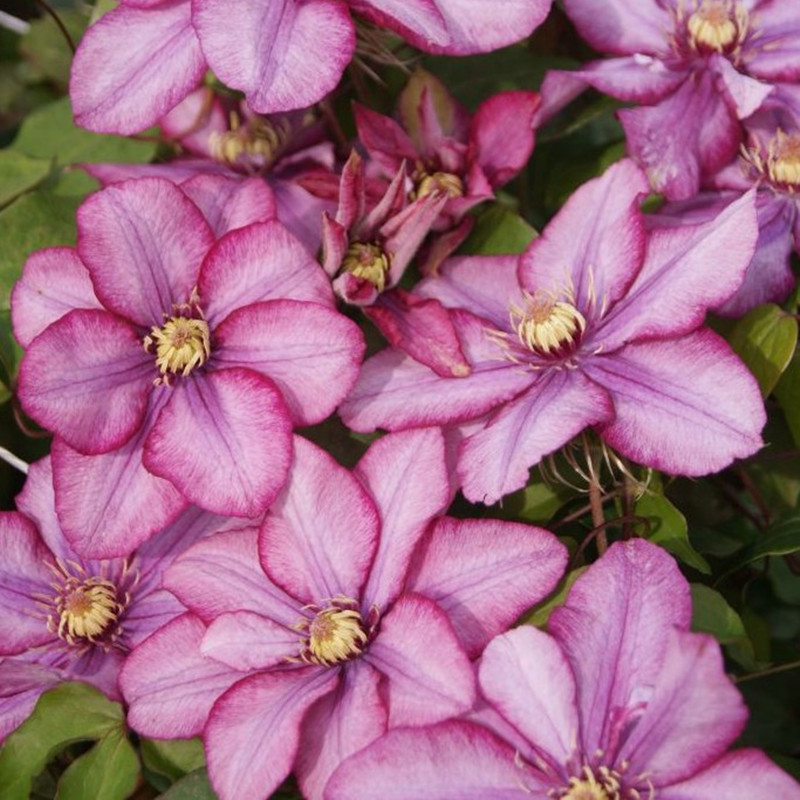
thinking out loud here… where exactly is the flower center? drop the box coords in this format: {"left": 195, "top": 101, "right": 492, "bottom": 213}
{"left": 413, "top": 170, "right": 464, "bottom": 200}
{"left": 686, "top": 1, "right": 747, "bottom": 53}
{"left": 558, "top": 766, "right": 623, "bottom": 800}
{"left": 764, "top": 131, "right": 800, "bottom": 190}
{"left": 209, "top": 112, "right": 290, "bottom": 170}
{"left": 342, "top": 241, "right": 392, "bottom": 291}
{"left": 510, "top": 291, "right": 586, "bottom": 358}
{"left": 144, "top": 315, "right": 210, "bottom": 379}
{"left": 294, "top": 597, "right": 370, "bottom": 667}
{"left": 52, "top": 576, "right": 125, "bottom": 647}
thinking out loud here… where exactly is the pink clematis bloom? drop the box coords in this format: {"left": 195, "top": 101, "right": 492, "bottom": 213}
{"left": 69, "top": 0, "right": 551, "bottom": 135}
{"left": 341, "top": 159, "right": 766, "bottom": 504}
{"left": 543, "top": 0, "right": 800, "bottom": 199}
{"left": 327, "top": 539, "right": 800, "bottom": 800}
{"left": 120, "top": 429, "right": 567, "bottom": 800}
{"left": 0, "top": 456, "right": 239, "bottom": 742}
{"left": 13, "top": 177, "right": 364, "bottom": 556}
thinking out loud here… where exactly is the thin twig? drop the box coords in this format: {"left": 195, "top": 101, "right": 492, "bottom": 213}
{"left": 734, "top": 659, "right": 800, "bottom": 684}
{"left": 33, "top": 0, "right": 76, "bottom": 53}
{"left": 588, "top": 474, "right": 607, "bottom": 555}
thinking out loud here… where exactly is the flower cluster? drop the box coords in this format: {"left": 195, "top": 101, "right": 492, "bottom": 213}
{"left": 1, "top": 1, "right": 799, "bottom": 800}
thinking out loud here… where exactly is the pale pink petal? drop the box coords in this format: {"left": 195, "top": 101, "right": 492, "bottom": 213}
{"left": 201, "top": 611, "right": 299, "bottom": 670}
{"left": 15, "top": 457, "right": 69, "bottom": 561}
{"left": 561, "top": 0, "right": 670, "bottom": 55}
{"left": 165, "top": 530, "right": 299, "bottom": 626}
{"left": 326, "top": 720, "right": 535, "bottom": 800}
{"left": 407, "top": 517, "right": 567, "bottom": 657}
{"left": 77, "top": 178, "right": 214, "bottom": 325}
{"left": 120, "top": 614, "right": 241, "bottom": 738}
{"left": 364, "top": 593, "right": 474, "bottom": 727}
{"left": 295, "top": 661, "right": 387, "bottom": 800}
{"left": 743, "top": 3, "right": 800, "bottom": 82}
{"left": 212, "top": 300, "right": 364, "bottom": 426}
{"left": 199, "top": 220, "right": 333, "bottom": 326}
{"left": 205, "top": 668, "right": 339, "bottom": 800}
{"left": 664, "top": 749, "right": 800, "bottom": 799}
{"left": 122, "top": 588, "right": 188, "bottom": 647}
{"left": 11, "top": 248, "right": 101, "bottom": 348}
{"left": 271, "top": 176, "right": 333, "bottom": 256}
{"left": 713, "top": 55, "right": 773, "bottom": 118}
{"left": 260, "top": 437, "right": 379, "bottom": 604}
{"left": 18, "top": 309, "right": 152, "bottom": 454}
{"left": 0, "top": 671, "right": 53, "bottom": 744}
{"left": 549, "top": 540, "right": 691, "bottom": 758}
{"left": 458, "top": 370, "right": 614, "bottom": 505}
{"left": 479, "top": 626, "right": 579, "bottom": 766}
{"left": 587, "top": 331, "right": 765, "bottom": 476}
{"left": 144, "top": 368, "right": 293, "bottom": 516}
{"left": 355, "top": 429, "right": 450, "bottom": 610}
{"left": 619, "top": 631, "right": 746, "bottom": 785}
{"left": 519, "top": 159, "right": 649, "bottom": 318}
{"left": 70, "top": 1, "right": 205, "bottom": 134}
{"left": 180, "top": 174, "right": 277, "bottom": 236}
{"left": 596, "top": 190, "right": 759, "bottom": 347}
{"left": 159, "top": 86, "right": 225, "bottom": 157}
{"left": 193, "top": 0, "right": 354, "bottom": 113}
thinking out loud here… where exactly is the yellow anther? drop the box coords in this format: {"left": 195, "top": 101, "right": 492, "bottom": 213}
{"left": 342, "top": 241, "right": 392, "bottom": 292}
{"left": 304, "top": 606, "right": 368, "bottom": 667}
{"left": 209, "top": 112, "right": 290, "bottom": 169}
{"left": 510, "top": 292, "right": 586, "bottom": 357}
{"left": 686, "top": 1, "right": 747, "bottom": 53}
{"left": 414, "top": 170, "right": 464, "bottom": 200}
{"left": 144, "top": 316, "right": 211, "bottom": 377}
{"left": 55, "top": 577, "right": 123, "bottom": 645}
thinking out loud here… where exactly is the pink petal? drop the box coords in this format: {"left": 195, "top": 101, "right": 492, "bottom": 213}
{"left": 17, "top": 309, "right": 152, "bottom": 454}
{"left": 201, "top": 611, "right": 300, "bottom": 670}
{"left": 713, "top": 54, "right": 773, "bottom": 118}
{"left": 353, "top": 104, "right": 416, "bottom": 178}
{"left": 159, "top": 86, "right": 225, "bottom": 157}
{"left": 165, "top": 529, "right": 300, "bottom": 626}
{"left": 120, "top": 613, "right": 241, "bottom": 738}
{"left": 744, "top": 3, "right": 800, "bottom": 82}
{"left": 212, "top": 300, "right": 365, "bottom": 426}
{"left": 295, "top": 661, "right": 387, "bottom": 800}
{"left": 205, "top": 668, "right": 339, "bottom": 800}
{"left": 121, "top": 588, "right": 188, "bottom": 647}
{"left": 619, "top": 630, "right": 747, "bottom": 785}
{"left": 199, "top": 220, "right": 333, "bottom": 326}
{"left": 519, "top": 159, "right": 649, "bottom": 318}
{"left": 587, "top": 330, "right": 765, "bottom": 476}
{"left": 11, "top": 248, "right": 101, "bottom": 348}
{"left": 15, "top": 457, "right": 70, "bottom": 562}
{"left": 355, "top": 429, "right": 450, "bottom": 610}
{"left": 144, "top": 368, "right": 293, "bottom": 516}
{"left": 70, "top": 0, "right": 206, "bottom": 134}
{"left": 193, "top": 0, "right": 355, "bottom": 113}
{"left": 364, "top": 593, "right": 474, "bottom": 727}
{"left": 407, "top": 517, "right": 567, "bottom": 657}
{"left": 326, "top": 720, "right": 533, "bottom": 800}
{"left": 260, "top": 437, "right": 379, "bottom": 604}
{"left": 271, "top": 175, "right": 333, "bottom": 256}
{"left": 180, "top": 174, "right": 277, "bottom": 236}
{"left": 77, "top": 178, "right": 214, "bottom": 326}
{"left": 457, "top": 370, "right": 614, "bottom": 505}
{"left": 548, "top": 539, "right": 691, "bottom": 758}
{"left": 478, "top": 626, "right": 579, "bottom": 766}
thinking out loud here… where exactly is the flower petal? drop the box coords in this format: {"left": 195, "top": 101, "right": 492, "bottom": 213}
{"left": 18, "top": 309, "right": 152, "bottom": 454}
{"left": 407, "top": 517, "right": 567, "bottom": 657}
{"left": 77, "top": 178, "right": 213, "bottom": 325}
{"left": 587, "top": 330, "right": 765, "bottom": 476}
{"left": 259, "top": 437, "right": 379, "bottom": 604}
{"left": 144, "top": 368, "right": 293, "bottom": 516}
{"left": 201, "top": 611, "right": 299, "bottom": 671}
{"left": 15, "top": 457, "right": 70, "bottom": 562}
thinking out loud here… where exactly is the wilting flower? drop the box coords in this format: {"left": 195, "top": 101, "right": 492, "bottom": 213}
{"left": 341, "top": 159, "right": 765, "bottom": 504}
{"left": 543, "top": 0, "right": 800, "bottom": 199}
{"left": 0, "top": 457, "right": 236, "bottom": 741}
{"left": 13, "top": 177, "right": 364, "bottom": 556}
{"left": 327, "top": 539, "right": 800, "bottom": 800}
{"left": 120, "top": 429, "right": 567, "bottom": 800}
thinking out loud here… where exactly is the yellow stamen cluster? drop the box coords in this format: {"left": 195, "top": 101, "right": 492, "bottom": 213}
{"left": 342, "top": 241, "right": 392, "bottom": 292}
{"left": 413, "top": 170, "right": 464, "bottom": 200}
{"left": 295, "top": 601, "right": 369, "bottom": 667}
{"left": 209, "top": 112, "right": 290, "bottom": 169}
{"left": 686, "top": 1, "right": 747, "bottom": 53}
{"left": 759, "top": 130, "right": 800, "bottom": 190}
{"left": 144, "top": 316, "right": 211, "bottom": 378}
{"left": 510, "top": 291, "right": 586, "bottom": 357}
{"left": 52, "top": 577, "right": 124, "bottom": 646}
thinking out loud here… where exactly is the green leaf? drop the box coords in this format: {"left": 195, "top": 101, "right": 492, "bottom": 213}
{"left": 728, "top": 303, "right": 798, "bottom": 396}
{"left": 721, "top": 513, "right": 800, "bottom": 577}
{"left": 690, "top": 584, "right": 748, "bottom": 644}
{"left": 459, "top": 205, "right": 537, "bottom": 256}
{"left": 13, "top": 97, "right": 158, "bottom": 166}
{"left": 497, "top": 472, "right": 571, "bottom": 524}
{"left": 635, "top": 485, "right": 711, "bottom": 574}
{"left": 523, "top": 566, "right": 586, "bottom": 628}
{"left": 0, "top": 150, "right": 52, "bottom": 208}
{"left": 0, "top": 190, "right": 80, "bottom": 310}
{"left": 141, "top": 738, "right": 205, "bottom": 785}
{"left": 776, "top": 351, "right": 800, "bottom": 448}
{"left": 0, "top": 683, "right": 124, "bottom": 800}
{"left": 158, "top": 769, "right": 218, "bottom": 800}
{"left": 19, "top": 11, "right": 87, "bottom": 87}
{"left": 56, "top": 727, "right": 139, "bottom": 800}
{"left": 0, "top": 309, "right": 21, "bottom": 403}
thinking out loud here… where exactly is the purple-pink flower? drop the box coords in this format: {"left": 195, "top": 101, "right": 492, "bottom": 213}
{"left": 13, "top": 177, "right": 364, "bottom": 556}
{"left": 327, "top": 540, "right": 800, "bottom": 800}
{"left": 120, "top": 429, "right": 567, "bottom": 800}
{"left": 341, "top": 159, "right": 766, "bottom": 503}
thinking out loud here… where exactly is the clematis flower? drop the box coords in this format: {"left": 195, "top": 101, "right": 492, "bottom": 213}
{"left": 120, "top": 429, "right": 567, "bottom": 800}
{"left": 13, "top": 177, "right": 364, "bottom": 556}
{"left": 0, "top": 456, "right": 238, "bottom": 742}
{"left": 69, "top": 0, "right": 551, "bottom": 135}
{"left": 327, "top": 539, "right": 800, "bottom": 800}
{"left": 543, "top": 0, "right": 800, "bottom": 199}
{"left": 340, "top": 159, "right": 766, "bottom": 504}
